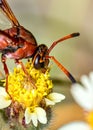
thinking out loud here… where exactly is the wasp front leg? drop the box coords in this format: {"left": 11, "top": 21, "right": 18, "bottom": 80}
{"left": 1, "top": 54, "right": 9, "bottom": 93}
{"left": 15, "top": 59, "right": 36, "bottom": 89}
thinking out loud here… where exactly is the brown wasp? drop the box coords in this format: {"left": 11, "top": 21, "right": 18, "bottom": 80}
{"left": 0, "top": 0, "right": 79, "bottom": 94}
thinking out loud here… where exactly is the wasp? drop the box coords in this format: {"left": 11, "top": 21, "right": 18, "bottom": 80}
{"left": 0, "top": 0, "right": 79, "bottom": 93}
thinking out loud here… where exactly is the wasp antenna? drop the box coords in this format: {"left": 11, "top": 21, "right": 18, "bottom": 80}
{"left": 48, "top": 32, "right": 80, "bottom": 54}
{"left": 46, "top": 55, "right": 76, "bottom": 83}
{"left": 71, "top": 32, "right": 80, "bottom": 37}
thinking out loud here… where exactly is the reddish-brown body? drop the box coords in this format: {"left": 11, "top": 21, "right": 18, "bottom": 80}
{"left": 0, "top": 0, "right": 80, "bottom": 94}
{"left": 0, "top": 26, "right": 37, "bottom": 59}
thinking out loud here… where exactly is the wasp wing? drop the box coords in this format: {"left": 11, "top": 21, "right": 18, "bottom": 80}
{"left": 0, "top": 8, "right": 12, "bottom": 30}
{"left": 0, "top": 0, "right": 19, "bottom": 27}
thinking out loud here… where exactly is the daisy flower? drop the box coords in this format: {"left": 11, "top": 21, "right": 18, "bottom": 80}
{"left": 71, "top": 72, "right": 93, "bottom": 129}
{"left": 0, "top": 60, "right": 65, "bottom": 128}
{"left": 59, "top": 72, "right": 93, "bottom": 130}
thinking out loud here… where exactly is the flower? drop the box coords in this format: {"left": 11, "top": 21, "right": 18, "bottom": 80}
{"left": 71, "top": 72, "right": 93, "bottom": 111}
{"left": 58, "top": 121, "right": 90, "bottom": 130}
{"left": 71, "top": 71, "right": 93, "bottom": 129}
{"left": 0, "top": 60, "right": 65, "bottom": 128}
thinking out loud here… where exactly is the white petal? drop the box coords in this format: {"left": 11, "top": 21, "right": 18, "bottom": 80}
{"left": 30, "top": 112, "right": 38, "bottom": 127}
{"left": 45, "top": 98, "right": 55, "bottom": 106}
{"left": 25, "top": 108, "right": 32, "bottom": 124}
{"left": 89, "top": 72, "right": 93, "bottom": 89}
{"left": 25, "top": 107, "right": 47, "bottom": 127}
{"left": 0, "top": 96, "right": 11, "bottom": 109}
{"left": 0, "top": 87, "right": 11, "bottom": 109}
{"left": 59, "top": 121, "right": 90, "bottom": 130}
{"left": 71, "top": 84, "right": 93, "bottom": 110}
{"left": 25, "top": 108, "right": 38, "bottom": 126}
{"left": 81, "top": 75, "right": 92, "bottom": 91}
{"left": 0, "top": 87, "right": 8, "bottom": 96}
{"left": 47, "top": 92, "right": 65, "bottom": 103}
{"left": 35, "top": 107, "right": 47, "bottom": 124}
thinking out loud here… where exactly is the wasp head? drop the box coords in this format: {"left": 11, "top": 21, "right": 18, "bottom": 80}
{"left": 32, "top": 44, "right": 49, "bottom": 70}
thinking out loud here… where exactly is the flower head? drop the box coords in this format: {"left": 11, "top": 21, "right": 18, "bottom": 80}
{"left": 0, "top": 60, "right": 65, "bottom": 128}
{"left": 71, "top": 72, "right": 93, "bottom": 111}
{"left": 71, "top": 71, "right": 93, "bottom": 129}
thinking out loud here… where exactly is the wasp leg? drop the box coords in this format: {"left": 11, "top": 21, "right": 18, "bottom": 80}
{"left": 46, "top": 55, "right": 76, "bottom": 83}
{"left": 1, "top": 54, "right": 10, "bottom": 94}
{"left": 15, "top": 59, "right": 36, "bottom": 89}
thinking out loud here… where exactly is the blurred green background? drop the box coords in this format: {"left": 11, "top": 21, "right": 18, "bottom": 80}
{"left": 0, "top": 0, "right": 93, "bottom": 129}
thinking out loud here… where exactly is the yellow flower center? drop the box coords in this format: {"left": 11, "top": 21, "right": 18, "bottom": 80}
{"left": 4, "top": 60, "right": 53, "bottom": 109}
{"left": 86, "top": 111, "right": 93, "bottom": 129}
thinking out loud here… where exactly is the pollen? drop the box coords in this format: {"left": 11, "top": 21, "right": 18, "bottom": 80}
{"left": 4, "top": 60, "right": 53, "bottom": 109}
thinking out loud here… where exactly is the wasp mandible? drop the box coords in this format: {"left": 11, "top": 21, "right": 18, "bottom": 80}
{"left": 0, "top": 0, "right": 80, "bottom": 93}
